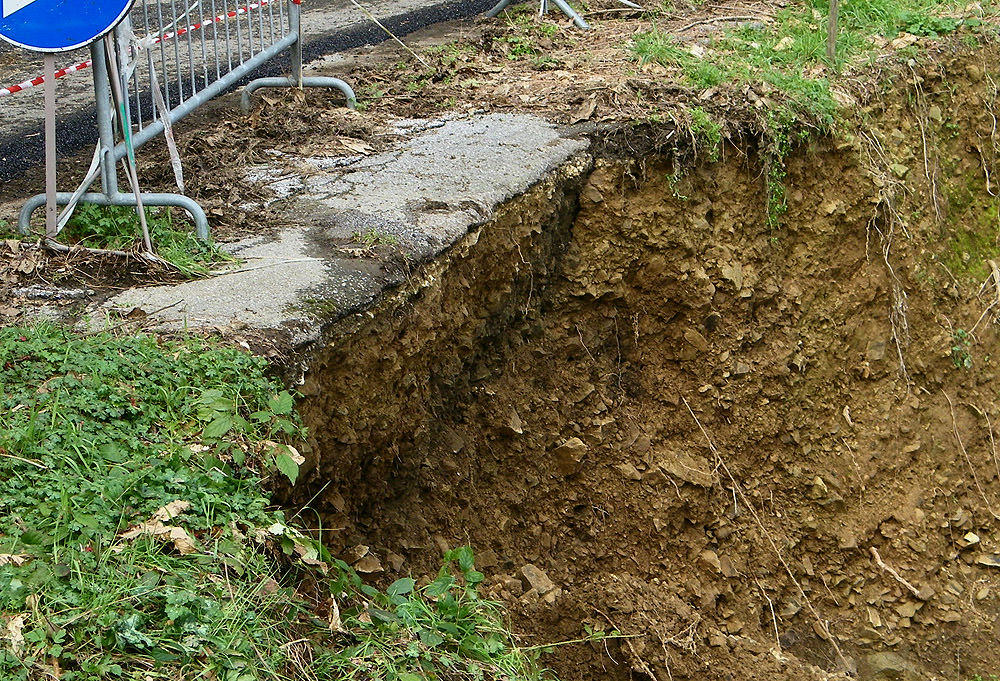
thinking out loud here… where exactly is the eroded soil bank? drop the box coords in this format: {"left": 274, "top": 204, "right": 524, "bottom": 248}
{"left": 288, "top": 47, "right": 1000, "bottom": 681}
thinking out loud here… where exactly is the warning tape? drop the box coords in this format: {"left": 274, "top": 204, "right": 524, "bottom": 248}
{"left": 0, "top": 59, "right": 93, "bottom": 97}
{"left": 0, "top": 0, "right": 281, "bottom": 98}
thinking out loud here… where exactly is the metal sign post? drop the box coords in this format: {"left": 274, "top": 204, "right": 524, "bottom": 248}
{"left": 43, "top": 54, "right": 56, "bottom": 239}
{"left": 12, "top": 0, "right": 358, "bottom": 240}
{"left": 1, "top": 0, "right": 136, "bottom": 240}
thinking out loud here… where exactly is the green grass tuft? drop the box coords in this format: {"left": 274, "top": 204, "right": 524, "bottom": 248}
{"left": 62, "top": 203, "right": 233, "bottom": 277}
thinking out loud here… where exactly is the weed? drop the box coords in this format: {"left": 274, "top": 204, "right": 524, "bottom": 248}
{"left": 62, "top": 203, "right": 232, "bottom": 277}
{"left": 0, "top": 327, "right": 561, "bottom": 681}
{"left": 0, "top": 324, "right": 307, "bottom": 679}
{"left": 689, "top": 107, "right": 723, "bottom": 162}
{"left": 630, "top": 0, "right": 976, "bottom": 227}
{"left": 951, "top": 328, "right": 973, "bottom": 369}
{"left": 352, "top": 228, "right": 399, "bottom": 247}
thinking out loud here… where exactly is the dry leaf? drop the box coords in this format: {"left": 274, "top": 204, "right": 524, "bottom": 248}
{"left": 0, "top": 554, "right": 29, "bottom": 567}
{"left": 329, "top": 596, "right": 343, "bottom": 632}
{"left": 167, "top": 526, "right": 197, "bottom": 555}
{"left": 152, "top": 500, "right": 191, "bottom": 522}
{"left": 4, "top": 614, "right": 25, "bottom": 654}
{"left": 569, "top": 96, "right": 597, "bottom": 124}
{"left": 119, "top": 500, "right": 197, "bottom": 554}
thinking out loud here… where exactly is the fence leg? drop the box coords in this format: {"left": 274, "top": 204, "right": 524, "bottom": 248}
{"left": 240, "top": 0, "right": 357, "bottom": 113}
{"left": 487, "top": 0, "right": 589, "bottom": 28}
{"left": 18, "top": 193, "right": 210, "bottom": 241}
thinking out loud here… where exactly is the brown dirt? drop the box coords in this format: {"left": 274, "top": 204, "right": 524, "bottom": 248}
{"left": 279, "top": 41, "right": 1000, "bottom": 681}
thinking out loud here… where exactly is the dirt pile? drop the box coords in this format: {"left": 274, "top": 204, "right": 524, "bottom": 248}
{"left": 282, "top": 48, "right": 1000, "bottom": 681}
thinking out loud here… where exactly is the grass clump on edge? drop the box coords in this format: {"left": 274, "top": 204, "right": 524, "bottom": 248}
{"left": 632, "top": 0, "right": 985, "bottom": 225}
{"left": 0, "top": 325, "right": 556, "bottom": 681}
{"left": 61, "top": 203, "right": 233, "bottom": 277}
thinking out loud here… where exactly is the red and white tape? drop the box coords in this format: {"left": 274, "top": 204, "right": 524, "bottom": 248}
{"left": 0, "top": 0, "right": 284, "bottom": 98}
{"left": 0, "top": 59, "right": 93, "bottom": 97}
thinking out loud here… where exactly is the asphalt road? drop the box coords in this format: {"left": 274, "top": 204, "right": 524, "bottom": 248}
{"left": 0, "top": 0, "right": 496, "bottom": 184}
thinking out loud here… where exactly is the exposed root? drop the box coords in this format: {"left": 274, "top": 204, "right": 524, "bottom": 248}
{"left": 943, "top": 390, "right": 1000, "bottom": 520}
{"left": 682, "top": 397, "right": 854, "bottom": 675}
{"left": 869, "top": 547, "right": 921, "bottom": 599}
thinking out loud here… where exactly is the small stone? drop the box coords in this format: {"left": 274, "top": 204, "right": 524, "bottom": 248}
{"left": 968, "top": 64, "right": 983, "bottom": 82}
{"left": 615, "top": 462, "right": 643, "bottom": 481}
{"left": 975, "top": 554, "right": 1000, "bottom": 568}
{"left": 684, "top": 328, "right": 709, "bottom": 353}
{"left": 501, "top": 575, "right": 523, "bottom": 596}
{"left": 976, "top": 587, "right": 990, "bottom": 600}
{"left": 541, "top": 587, "right": 562, "bottom": 604}
{"left": 387, "top": 552, "right": 405, "bottom": 571}
{"left": 915, "top": 584, "right": 935, "bottom": 601}
{"left": 890, "top": 163, "right": 910, "bottom": 179}
{"left": 699, "top": 550, "right": 722, "bottom": 572}
{"left": 477, "top": 549, "right": 498, "bottom": 569}
{"left": 519, "top": 564, "right": 556, "bottom": 595}
{"left": 960, "top": 532, "right": 981, "bottom": 547}
{"left": 504, "top": 410, "right": 524, "bottom": 436}
{"left": 552, "top": 437, "right": 587, "bottom": 476}
{"left": 866, "top": 340, "right": 886, "bottom": 361}
{"left": 864, "top": 652, "right": 920, "bottom": 681}
{"left": 354, "top": 554, "right": 383, "bottom": 574}
{"left": 734, "top": 361, "right": 751, "bottom": 375}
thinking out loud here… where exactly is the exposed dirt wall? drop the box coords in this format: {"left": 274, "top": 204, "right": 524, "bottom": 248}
{"left": 288, "top": 48, "right": 1000, "bottom": 681}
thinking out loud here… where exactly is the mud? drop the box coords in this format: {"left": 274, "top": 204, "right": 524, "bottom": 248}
{"left": 280, "top": 45, "right": 1000, "bottom": 681}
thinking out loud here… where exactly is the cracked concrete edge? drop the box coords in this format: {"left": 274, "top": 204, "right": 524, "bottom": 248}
{"left": 89, "top": 112, "right": 591, "bottom": 349}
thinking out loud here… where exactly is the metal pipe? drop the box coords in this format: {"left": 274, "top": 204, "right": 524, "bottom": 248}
{"left": 91, "top": 41, "right": 119, "bottom": 196}
{"left": 241, "top": 76, "right": 356, "bottom": 112}
{"left": 290, "top": 0, "right": 301, "bottom": 85}
{"left": 19, "top": 192, "right": 209, "bottom": 240}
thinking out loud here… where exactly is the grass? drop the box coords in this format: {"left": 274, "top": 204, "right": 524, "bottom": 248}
{"left": 0, "top": 325, "right": 566, "bottom": 681}
{"left": 631, "top": 0, "right": 986, "bottom": 225}
{"left": 61, "top": 203, "right": 232, "bottom": 277}
{"left": 689, "top": 106, "right": 723, "bottom": 162}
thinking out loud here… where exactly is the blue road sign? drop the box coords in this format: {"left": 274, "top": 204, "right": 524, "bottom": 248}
{"left": 0, "top": 0, "right": 134, "bottom": 53}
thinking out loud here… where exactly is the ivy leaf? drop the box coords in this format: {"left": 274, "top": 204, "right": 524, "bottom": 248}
{"left": 269, "top": 392, "right": 294, "bottom": 415}
{"left": 203, "top": 414, "right": 233, "bottom": 439}
{"left": 275, "top": 451, "right": 300, "bottom": 485}
{"left": 387, "top": 578, "right": 415, "bottom": 597}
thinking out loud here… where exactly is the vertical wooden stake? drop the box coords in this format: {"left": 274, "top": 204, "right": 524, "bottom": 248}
{"left": 826, "top": 0, "right": 840, "bottom": 63}
{"left": 43, "top": 54, "right": 57, "bottom": 239}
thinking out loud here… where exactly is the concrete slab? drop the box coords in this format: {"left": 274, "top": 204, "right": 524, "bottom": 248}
{"left": 95, "top": 112, "right": 588, "bottom": 344}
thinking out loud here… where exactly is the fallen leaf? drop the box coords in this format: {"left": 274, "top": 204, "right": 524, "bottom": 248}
{"left": 4, "top": 614, "right": 25, "bottom": 654}
{"left": 152, "top": 500, "right": 191, "bottom": 522}
{"left": 0, "top": 554, "right": 29, "bottom": 567}
{"left": 329, "top": 596, "right": 343, "bottom": 632}
{"left": 569, "top": 95, "right": 598, "bottom": 124}
{"left": 119, "top": 501, "right": 197, "bottom": 554}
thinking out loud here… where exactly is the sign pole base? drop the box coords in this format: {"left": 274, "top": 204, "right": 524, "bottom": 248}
{"left": 43, "top": 53, "right": 56, "bottom": 239}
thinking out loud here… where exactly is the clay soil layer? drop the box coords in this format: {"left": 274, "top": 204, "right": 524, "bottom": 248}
{"left": 287, "top": 43, "right": 1000, "bottom": 681}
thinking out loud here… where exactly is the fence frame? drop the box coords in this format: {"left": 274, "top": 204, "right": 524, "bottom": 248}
{"left": 17, "top": 0, "right": 357, "bottom": 240}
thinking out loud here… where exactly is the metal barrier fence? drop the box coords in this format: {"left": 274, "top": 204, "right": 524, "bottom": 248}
{"left": 17, "top": 0, "right": 357, "bottom": 239}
